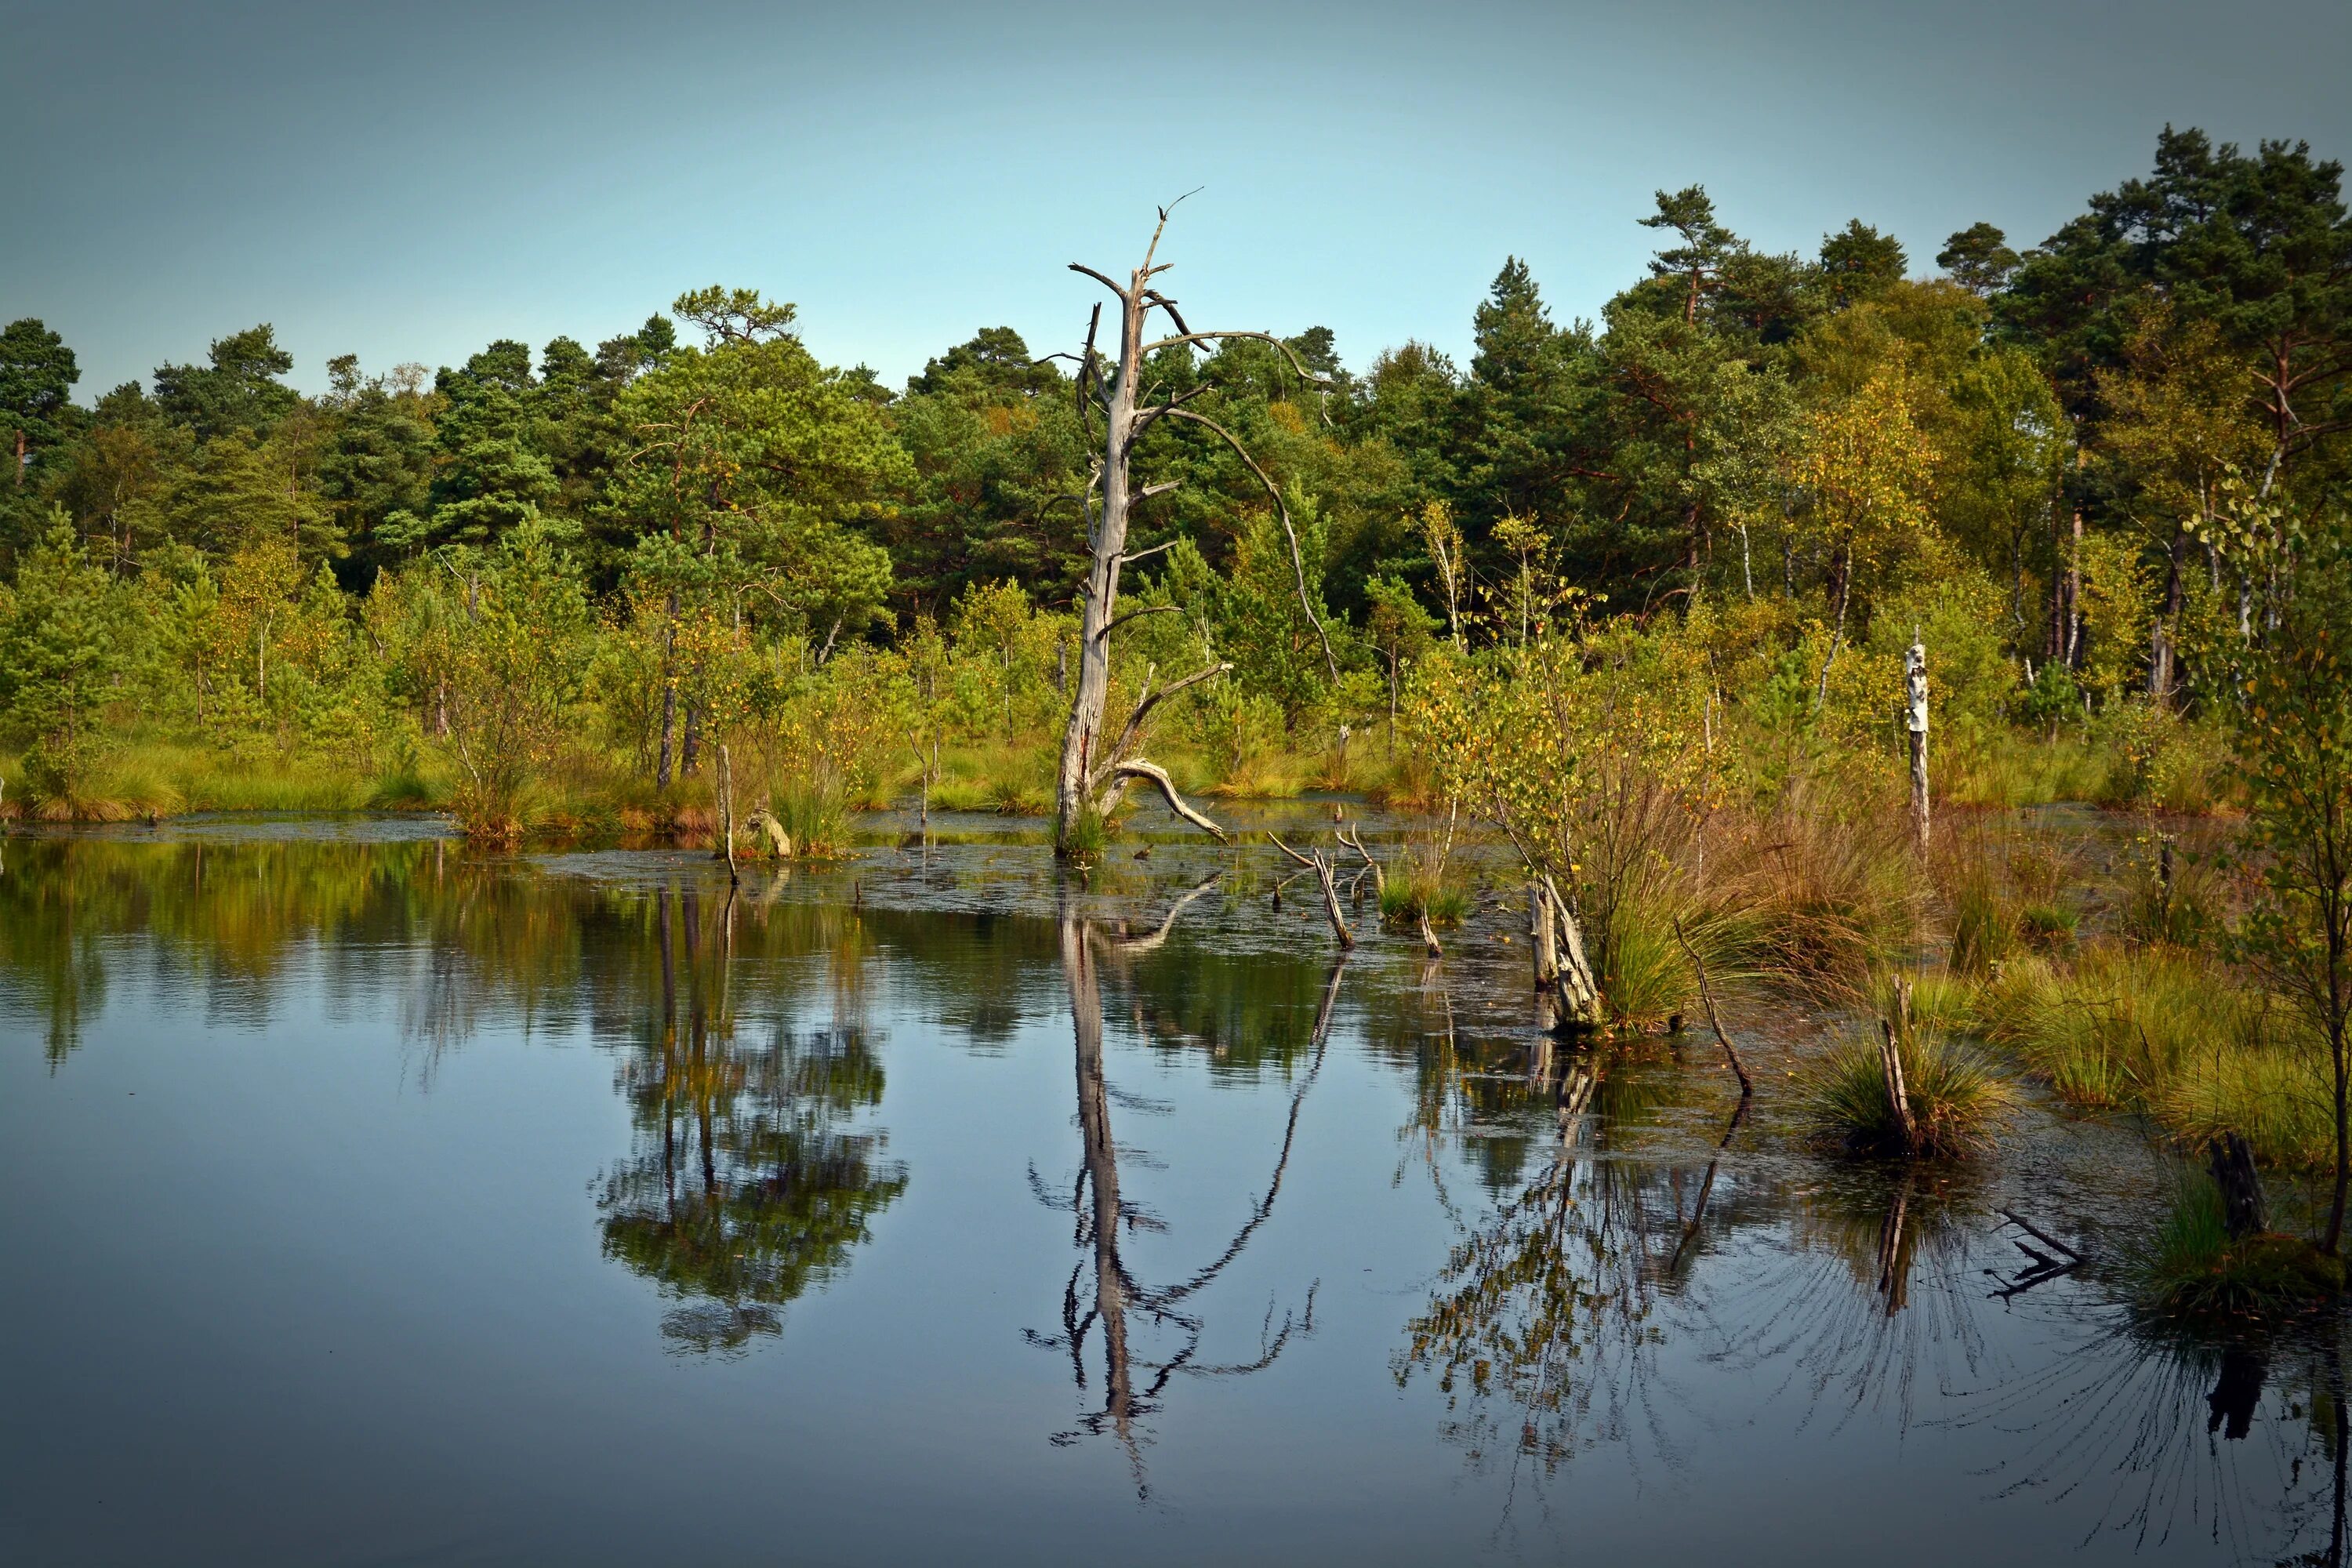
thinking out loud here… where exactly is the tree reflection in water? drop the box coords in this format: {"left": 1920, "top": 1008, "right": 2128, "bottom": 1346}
{"left": 1029, "top": 876, "right": 1332, "bottom": 1496}
{"left": 1956, "top": 1306, "right": 2350, "bottom": 1565}
{"left": 1393, "top": 1033, "right": 1684, "bottom": 1501}
{"left": 596, "top": 879, "right": 908, "bottom": 1354}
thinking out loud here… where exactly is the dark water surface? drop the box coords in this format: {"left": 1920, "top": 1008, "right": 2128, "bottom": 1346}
{"left": 2, "top": 815, "right": 2342, "bottom": 1566}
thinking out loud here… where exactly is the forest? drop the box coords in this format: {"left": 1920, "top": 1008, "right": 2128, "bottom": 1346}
{"left": 6, "top": 127, "right": 2352, "bottom": 1276}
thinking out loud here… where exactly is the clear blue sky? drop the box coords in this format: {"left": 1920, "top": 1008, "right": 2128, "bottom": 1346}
{"left": 5, "top": 0, "right": 2348, "bottom": 397}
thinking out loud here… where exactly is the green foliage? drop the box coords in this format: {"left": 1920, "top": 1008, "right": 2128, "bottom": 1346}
{"left": 0, "top": 518, "right": 129, "bottom": 800}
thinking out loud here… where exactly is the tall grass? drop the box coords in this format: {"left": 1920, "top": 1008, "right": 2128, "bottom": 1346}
{"left": 1798, "top": 1024, "right": 2013, "bottom": 1158}
{"left": 1979, "top": 943, "right": 2334, "bottom": 1168}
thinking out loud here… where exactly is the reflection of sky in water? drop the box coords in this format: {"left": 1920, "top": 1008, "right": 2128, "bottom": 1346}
{"left": 0, "top": 822, "right": 2339, "bottom": 1566}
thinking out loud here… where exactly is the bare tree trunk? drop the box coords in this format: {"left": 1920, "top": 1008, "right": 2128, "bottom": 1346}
{"left": 1053, "top": 207, "right": 1331, "bottom": 853}
{"left": 718, "top": 743, "right": 739, "bottom": 885}
{"left": 1905, "top": 635, "right": 1930, "bottom": 855}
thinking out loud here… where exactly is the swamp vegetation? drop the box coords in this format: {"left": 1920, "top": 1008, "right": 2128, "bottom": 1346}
{"left": 5, "top": 123, "right": 2352, "bottom": 1560}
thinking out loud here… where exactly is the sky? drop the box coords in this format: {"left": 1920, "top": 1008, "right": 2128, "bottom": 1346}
{"left": 5, "top": 0, "right": 2349, "bottom": 398}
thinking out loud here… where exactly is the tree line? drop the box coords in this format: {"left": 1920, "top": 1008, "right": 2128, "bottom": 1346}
{"left": 0, "top": 125, "right": 2345, "bottom": 818}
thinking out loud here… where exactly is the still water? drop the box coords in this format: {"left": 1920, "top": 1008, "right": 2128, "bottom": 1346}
{"left": 1, "top": 815, "right": 2342, "bottom": 1566}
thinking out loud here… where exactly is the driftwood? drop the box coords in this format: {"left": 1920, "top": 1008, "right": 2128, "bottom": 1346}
{"left": 1269, "top": 832, "right": 1355, "bottom": 950}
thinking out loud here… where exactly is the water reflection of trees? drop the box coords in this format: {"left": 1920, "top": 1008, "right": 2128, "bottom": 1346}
{"left": 1396, "top": 1051, "right": 1701, "bottom": 1489}
{"left": 1958, "top": 1308, "right": 2350, "bottom": 1565}
{"left": 594, "top": 882, "right": 907, "bottom": 1354}
{"left": 1029, "top": 879, "right": 1330, "bottom": 1496}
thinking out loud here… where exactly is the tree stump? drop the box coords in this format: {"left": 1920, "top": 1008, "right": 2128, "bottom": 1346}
{"left": 2207, "top": 1132, "right": 2268, "bottom": 1240}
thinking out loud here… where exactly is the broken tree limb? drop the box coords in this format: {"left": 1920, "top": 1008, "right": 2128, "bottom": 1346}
{"left": 1878, "top": 1018, "right": 1918, "bottom": 1153}
{"left": 1997, "top": 1208, "right": 2085, "bottom": 1263}
{"left": 1672, "top": 917, "right": 1751, "bottom": 1097}
{"left": 1268, "top": 831, "right": 1355, "bottom": 949}
{"left": 1098, "top": 759, "right": 1226, "bottom": 840}
{"left": 1334, "top": 821, "right": 1385, "bottom": 900}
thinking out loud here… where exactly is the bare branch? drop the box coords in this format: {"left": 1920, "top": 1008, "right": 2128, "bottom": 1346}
{"left": 1155, "top": 406, "right": 1340, "bottom": 683}
{"left": 1101, "top": 659, "right": 1230, "bottom": 770}
{"left": 1100, "top": 759, "right": 1226, "bottom": 839}
{"left": 1131, "top": 480, "right": 1181, "bottom": 504}
{"left": 1266, "top": 831, "right": 1316, "bottom": 869}
{"left": 1335, "top": 822, "right": 1385, "bottom": 899}
{"left": 1266, "top": 833, "right": 1355, "bottom": 949}
{"left": 1095, "top": 603, "right": 1181, "bottom": 642}
{"left": 1137, "top": 331, "right": 1332, "bottom": 390}
{"left": 1143, "top": 290, "right": 1194, "bottom": 340}
{"left": 1126, "top": 380, "right": 1217, "bottom": 443}
{"left": 1672, "top": 917, "right": 1751, "bottom": 1096}
{"left": 1138, "top": 188, "right": 1203, "bottom": 277}
{"left": 1120, "top": 537, "right": 1181, "bottom": 566}
{"left": 1068, "top": 263, "right": 1131, "bottom": 302}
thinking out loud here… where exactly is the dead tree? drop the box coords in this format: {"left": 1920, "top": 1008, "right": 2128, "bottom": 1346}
{"left": 1904, "top": 633, "right": 1930, "bottom": 855}
{"left": 1538, "top": 873, "right": 1604, "bottom": 1029}
{"left": 1269, "top": 832, "right": 1356, "bottom": 950}
{"left": 2207, "top": 1132, "right": 2269, "bottom": 1240}
{"left": 1051, "top": 201, "right": 1338, "bottom": 854}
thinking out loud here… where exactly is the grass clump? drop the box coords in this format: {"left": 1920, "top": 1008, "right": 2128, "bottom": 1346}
{"left": 1058, "top": 802, "right": 1109, "bottom": 865}
{"left": 1798, "top": 1025, "right": 2013, "bottom": 1159}
{"left": 2132, "top": 1171, "right": 2343, "bottom": 1322}
{"left": 772, "top": 777, "right": 851, "bottom": 859}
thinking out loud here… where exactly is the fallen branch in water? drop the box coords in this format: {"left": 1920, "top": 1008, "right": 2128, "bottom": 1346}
{"left": 1672, "top": 917, "right": 1751, "bottom": 1097}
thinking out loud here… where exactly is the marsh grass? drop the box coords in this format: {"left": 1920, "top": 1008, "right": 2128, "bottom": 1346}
{"left": 1940, "top": 730, "right": 2114, "bottom": 809}
{"left": 772, "top": 775, "right": 852, "bottom": 858}
{"left": 1059, "top": 802, "right": 1109, "bottom": 864}
{"left": 1732, "top": 792, "right": 1923, "bottom": 987}
{"left": 2132, "top": 1169, "right": 2343, "bottom": 1321}
{"left": 1980, "top": 942, "right": 2336, "bottom": 1168}
{"left": 1799, "top": 1024, "right": 2013, "bottom": 1158}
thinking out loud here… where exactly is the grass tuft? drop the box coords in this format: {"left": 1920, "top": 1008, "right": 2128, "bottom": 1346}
{"left": 1798, "top": 1025, "right": 2013, "bottom": 1159}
